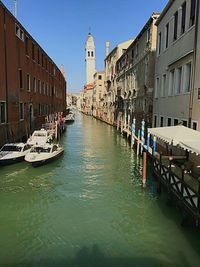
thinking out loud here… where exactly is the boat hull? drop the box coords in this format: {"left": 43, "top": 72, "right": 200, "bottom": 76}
{"left": 0, "top": 155, "right": 25, "bottom": 166}
{"left": 31, "top": 150, "right": 64, "bottom": 167}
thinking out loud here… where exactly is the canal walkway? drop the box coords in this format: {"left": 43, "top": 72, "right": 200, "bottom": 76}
{"left": 0, "top": 112, "right": 200, "bottom": 266}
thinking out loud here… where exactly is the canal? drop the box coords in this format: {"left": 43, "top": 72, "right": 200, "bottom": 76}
{"left": 0, "top": 112, "right": 200, "bottom": 267}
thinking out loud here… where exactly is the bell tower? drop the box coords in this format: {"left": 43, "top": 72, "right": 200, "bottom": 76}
{"left": 85, "top": 32, "right": 96, "bottom": 84}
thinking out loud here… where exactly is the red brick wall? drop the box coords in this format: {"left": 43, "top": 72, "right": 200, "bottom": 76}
{"left": 0, "top": 2, "right": 66, "bottom": 145}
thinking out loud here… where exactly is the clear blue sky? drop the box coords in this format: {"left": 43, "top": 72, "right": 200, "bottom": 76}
{"left": 2, "top": 0, "right": 167, "bottom": 92}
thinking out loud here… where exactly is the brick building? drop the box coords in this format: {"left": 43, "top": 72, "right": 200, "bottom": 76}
{"left": 0, "top": 2, "right": 66, "bottom": 146}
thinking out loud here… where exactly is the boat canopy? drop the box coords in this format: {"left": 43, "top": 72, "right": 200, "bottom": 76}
{"left": 148, "top": 125, "right": 200, "bottom": 155}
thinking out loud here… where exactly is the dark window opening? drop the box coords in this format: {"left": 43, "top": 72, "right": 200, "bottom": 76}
{"left": 181, "top": 2, "right": 186, "bottom": 34}
{"left": 167, "top": 118, "right": 171, "bottom": 126}
{"left": 19, "top": 69, "right": 23, "bottom": 89}
{"left": 174, "top": 11, "right": 178, "bottom": 41}
{"left": 190, "top": 0, "right": 196, "bottom": 27}
{"left": 174, "top": 119, "right": 179, "bottom": 126}
{"left": 32, "top": 43, "right": 35, "bottom": 60}
{"left": 165, "top": 23, "right": 169, "bottom": 49}
{"left": 160, "top": 116, "right": 164, "bottom": 127}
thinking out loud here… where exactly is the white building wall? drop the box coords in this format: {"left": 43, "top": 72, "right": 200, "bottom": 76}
{"left": 153, "top": 0, "right": 196, "bottom": 128}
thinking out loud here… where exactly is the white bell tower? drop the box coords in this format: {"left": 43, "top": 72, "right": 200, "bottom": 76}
{"left": 85, "top": 32, "right": 96, "bottom": 84}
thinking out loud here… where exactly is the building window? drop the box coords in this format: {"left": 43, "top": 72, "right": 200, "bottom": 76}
{"left": 42, "top": 53, "right": 44, "bottom": 67}
{"left": 42, "top": 82, "right": 45, "bottom": 95}
{"left": 190, "top": 0, "right": 196, "bottom": 27}
{"left": 157, "top": 32, "right": 162, "bottom": 56}
{"left": 0, "top": 102, "right": 6, "bottom": 123}
{"left": 38, "top": 104, "right": 41, "bottom": 116}
{"left": 174, "top": 119, "right": 179, "bottom": 126}
{"left": 38, "top": 80, "right": 41, "bottom": 94}
{"left": 193, "top": 122, "right": 197, "bottom": 130}
{"left": 131, "top": 49, "right": 134, "bottom": 59}
{"left": 32, "top": 43, "right": 35, "bottom": 61}
{"left": 175, "top": 67, "right": 182, "bottom": 94}
{"left": 174, "top": 11, "right": 178, "bottom": 41}
{"left": 165, "top": 23, "right": 169, "bottom": 49}
{"left": 181, "top": 2, "right": 186, "bottom": 34}
{"left": 15, "top": 24, "right": 24, "bottom": 41}
{"left": 154, "top": 77, "right": 159, "bottom": 98}
{"left": 45, "top": 58, "right": 47, "bottom": 70}
{"left": 88, "top": 51, "right": 90, "bottom": 57}
{"left": 161, "top": 74, "right": 166, "bottom": 97}
{"left": 182, "top": 120, "right": 187, "bottom": 126}
{"left": 19, "top": 69, "right": 23, "bottom": 89}
{"left": 154, "top": 115, "right": 157, "bottom": 127}
{"left": 37, "top": 48, "right": 40, "bottom": 64}
{"left": 19, "top": 103, "right": 24, "bottom": 120}
{"left": 25, "top": 36, "right": 29, "bottom": 55}
{"left": 98, "top": 75, "right": 102, "bottom": 80}
{"left": 183, "top": 63, "right": 192, "bottom": 92}
{"left": 26, "top": 74, "right": 30, "bottom": 91}
{"left": 160, "top": 116, "right": 164, "bottom": 127}
{"left": 46, "top": 83, "right": 48, "bottom": 95}
{"left": 147, "top": 28, "right": 151, "bottom": 43}
{"left": 169, "top": 69, "right": 175, "bottom": 96}
{"left": 33, "top": 77, "right": 36, "bottom": 93}
{"left": 198, "top": 88, "right": 200, "bottom": 99}
{"left": 91, "top": 51, "right": 94, "bottom": 57}
{"left": 167, "top": 118, "right": 172, "bottom": 126}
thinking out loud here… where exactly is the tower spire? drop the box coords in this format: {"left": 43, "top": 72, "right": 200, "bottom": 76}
{"left": 85, "top": 32, "right": 96, "bottom": 85}
{"left": 14, "top": 0, "right": 17, "bottom": 18}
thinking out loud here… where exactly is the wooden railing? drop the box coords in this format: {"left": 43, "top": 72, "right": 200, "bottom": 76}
{"left": 154, "top": 158, "right": 200, "bottom": 220}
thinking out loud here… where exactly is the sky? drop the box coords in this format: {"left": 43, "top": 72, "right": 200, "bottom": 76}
{"left": 2, "top": 0, "right": 167, "bottom": 93}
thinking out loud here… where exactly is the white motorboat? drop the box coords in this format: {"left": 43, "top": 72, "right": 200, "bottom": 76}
{"left": 0, "top": 143, "right": 31, "bottom": 166}
{"left": 25, "top": 143, "right": 64, "bottom": 167}
{"left": 27, "top": 129, "right": 53, "bottom": 146}
{"left": 65, "top": 111, "right": 75, "bottom": 123}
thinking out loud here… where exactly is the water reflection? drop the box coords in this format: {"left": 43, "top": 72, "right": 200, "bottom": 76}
{"left": 0, "top": 112, "right": 200, "bottom": 267}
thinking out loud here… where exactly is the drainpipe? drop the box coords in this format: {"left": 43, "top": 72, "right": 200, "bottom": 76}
{"left": 3, "top": 8, "right": 9, "bottom": 140}
{"left": 188, "top": 0, "right": 199, "bottom": 128}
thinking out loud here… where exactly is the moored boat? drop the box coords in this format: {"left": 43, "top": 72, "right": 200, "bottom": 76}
{"left": 65, "top": 112, "right": 75, "bottom": 123}
{"left": 0, "top": 143, "right": 31, "bottom": 166}
{"left": 27, "top": 129, "right": 53, "bottom": 146}
{"left": 25, "top": 143, "right": 64, "bottom": 167}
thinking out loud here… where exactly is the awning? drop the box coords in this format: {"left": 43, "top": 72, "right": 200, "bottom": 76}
{"left": 148, "top": 125, "right": 200, "bottom": 155}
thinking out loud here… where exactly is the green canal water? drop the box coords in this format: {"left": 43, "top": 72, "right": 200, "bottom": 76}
{"left": 0, "top": 112, "right": 200, "bottom": 267}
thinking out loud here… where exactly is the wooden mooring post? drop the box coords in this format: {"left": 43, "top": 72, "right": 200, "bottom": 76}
{"left": 142, "top": 151, "right": 147, "bottom": 187}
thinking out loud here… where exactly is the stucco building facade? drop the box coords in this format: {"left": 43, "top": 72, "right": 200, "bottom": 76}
{"left": 153, "top": 0, "right": 198, "bottom": 130}
{"left": 116, "top": 13, "right": 159, "bottom": 132}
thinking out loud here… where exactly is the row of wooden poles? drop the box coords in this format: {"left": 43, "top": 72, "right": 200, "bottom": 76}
{"left": 117, "top": 117, "right": 157, "bottom": 187}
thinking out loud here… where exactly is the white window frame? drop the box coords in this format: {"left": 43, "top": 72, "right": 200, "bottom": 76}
{"left": 15, "top": 24, "right": 24, "bottom": 41}
{"left": 161, "top": 74, "right": 167, "bottom": 97}
{"left": 168, "top": 69, "right": 175, "bottom": 96}
{"left": 183, "top": 62, "right": 192, "bottom": 93}
{"left": 175, "top": 67, "right": 182, "bottom": 94}
{"left": 165, "top": 23, "right": 169, "bottom": 49}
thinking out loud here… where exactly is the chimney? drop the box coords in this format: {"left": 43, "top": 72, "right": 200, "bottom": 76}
{"left": 106, "top": 41, "right": 110, "bottom": 57}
